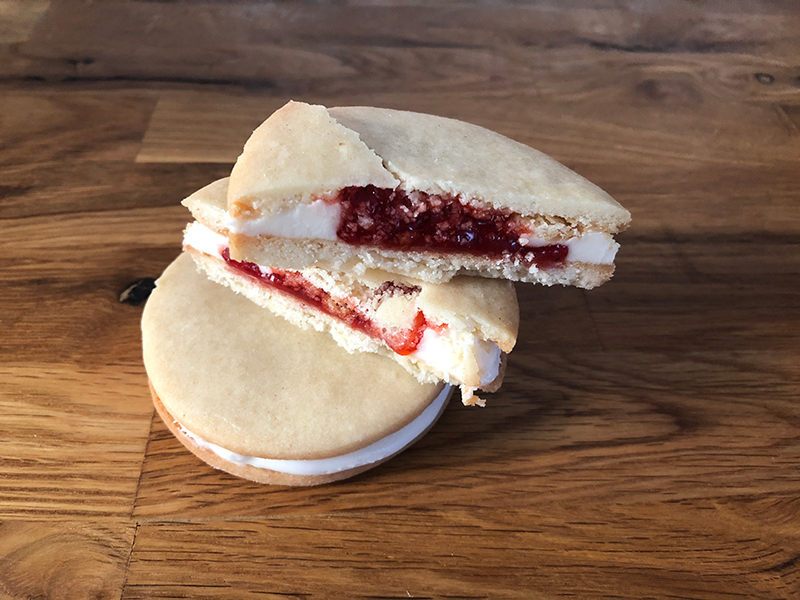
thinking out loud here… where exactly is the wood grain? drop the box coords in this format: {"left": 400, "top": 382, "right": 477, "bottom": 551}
{"left": 5, "top": 1, "right": 800, "bottom": 92}
{"left": 0, "top": 519, "right": 133, "bottom": 600}
{"left": 135, "top": 85, "right": 800, "bottom": 169}
{"left": 0, "top": 364, "right": 153, "bottom": 518}
{"left": 1, "top": 0, "right": 799, "bottom": 597}
{"left": 131, "top": 349, "right": 799, "bottom": 520}
{"left": 123, "top": 503, "right": 800, "bottom": 599}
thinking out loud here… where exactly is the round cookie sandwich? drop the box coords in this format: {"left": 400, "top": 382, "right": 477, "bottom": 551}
{"left": 142, "top": 253, "right": 451, "bottom": 486}
{"left": 225, "top": 101, "right": 631, "bottom": 288}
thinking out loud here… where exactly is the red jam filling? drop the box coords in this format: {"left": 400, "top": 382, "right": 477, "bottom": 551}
{"left": 336, "top": 186, "right": 568, "bottom": 267}
{"left": 221, "top": 248, "right": 427, "bottom": 355}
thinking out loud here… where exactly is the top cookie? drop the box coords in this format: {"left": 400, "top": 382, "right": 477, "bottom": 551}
{"left": 229, "top": 101, "right": 629, "bottom": 231}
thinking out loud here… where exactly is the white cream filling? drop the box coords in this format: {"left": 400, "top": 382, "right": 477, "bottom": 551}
{"left": 519, "top": 231, "right": 618, "bottom": 265}
{"left": 184, "top": 221, "right": 228, "bottom": 259}
{"left": 413, "top": 327, "right": 501, "bottom": 387}
{"left": 226, "top": 200, "right": 341, "bottom": 240}
{"left": 226, "top": 199, "right": 617, "bottom": 265}
{"left": 176, "top": 384, "right": 452, "bottom": 476}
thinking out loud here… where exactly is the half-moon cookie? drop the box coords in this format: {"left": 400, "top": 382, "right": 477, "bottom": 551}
{"left": 225, "top": 101, "right": 630, "bottom": 288}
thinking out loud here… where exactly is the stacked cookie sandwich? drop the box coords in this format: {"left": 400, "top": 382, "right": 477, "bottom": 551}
{"left": 142, "top": 102, "right": 630, "bottom": 485}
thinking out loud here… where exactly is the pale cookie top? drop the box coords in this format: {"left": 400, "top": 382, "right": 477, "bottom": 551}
{"left": 228, "top": 101, "right": 630, "bottom": 232}
{"left": 184, "top": 178, "right": 520, "bottom": 353}
{"left": 228, "top": 101, "right": 398, "bottom": 217}
{"left": 142, "top": 253, "right": 443, "bottom": 460}
{"left": 330, "top": 106, "right": 630, "bottom": 232}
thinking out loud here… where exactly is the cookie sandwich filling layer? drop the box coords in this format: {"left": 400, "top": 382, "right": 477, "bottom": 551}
{"left": 226, "top": 188, "right": 620, "bottom": 268}
{"left": 176, "top": 384, "right": 452, "bottom": 476}
{"left": 184, "top": 222, "right": 503, "bottom": 389}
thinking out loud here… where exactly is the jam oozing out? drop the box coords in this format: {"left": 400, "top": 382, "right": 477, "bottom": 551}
{"left": 336, "top": 186, "right": 568, "bottom": 267}
{"left": 382, "top": 309, "right": 427, "bottom": 356}
{"left": 221, "top": 248, "right": 427, "bottom": 355}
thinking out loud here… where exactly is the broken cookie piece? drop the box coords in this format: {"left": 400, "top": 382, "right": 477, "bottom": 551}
{"left": 184, "top": 179, "right": 519, "bottom": 406}
{"left": 225, "top": 101, "right": 630, "bottom": 288}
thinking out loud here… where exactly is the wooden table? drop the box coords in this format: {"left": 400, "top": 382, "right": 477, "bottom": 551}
{"left": 2, "top": 2, "right": 799, "bottom": 598}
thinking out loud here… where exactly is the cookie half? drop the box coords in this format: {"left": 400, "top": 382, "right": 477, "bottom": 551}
{"left": 141, "top": 253, "right": 451, "bottom": 486}
{"left": 226, "top": 101, "right": 630, "bottom": 287}
{"left": 184, "top": 178, "right": 519, "bottom": 406}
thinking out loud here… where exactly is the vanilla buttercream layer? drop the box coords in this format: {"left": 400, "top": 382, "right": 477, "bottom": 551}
{"left": 184, "top": 222, "right": 504, "bottom": 391}
{"left": 177, "top": 384, "right": 451, "bottom": 476}
{"left": 226, "top": 199, "right": 619, "bottom": 265}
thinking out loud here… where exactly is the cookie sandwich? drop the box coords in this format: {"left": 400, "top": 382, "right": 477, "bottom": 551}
{"left": 141, "top": 101, "right": 629, "bottom": 486}
{"left": 225, "top": 101, "right": 631, "bottom": 288}
{"left": 142, "top": 253, "right": 451, "bottom": 486}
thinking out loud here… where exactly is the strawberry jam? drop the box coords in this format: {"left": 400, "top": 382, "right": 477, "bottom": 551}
{"left": 221, "top": 248, "right": 428, "bottom": 355}
{"left": 382, "top": 309, "right": 427, "bottom": 356}
{"left": 336, "top": 186, "right": 568, "bottom": 267}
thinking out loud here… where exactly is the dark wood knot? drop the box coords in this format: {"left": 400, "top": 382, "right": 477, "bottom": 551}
{"left": 119, "top": 278, "right": 156, "bottom": 306}
{"left": 754, "top": 72, "right": 775, "bottom": 85}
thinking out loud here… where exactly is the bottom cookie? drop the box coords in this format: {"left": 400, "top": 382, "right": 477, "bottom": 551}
{"left": 142, "top": 253, "right": 452, "bottom": 486}
{"left": 150, "top": 380, "right": 451, "bottom": 486}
